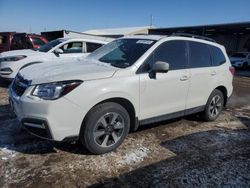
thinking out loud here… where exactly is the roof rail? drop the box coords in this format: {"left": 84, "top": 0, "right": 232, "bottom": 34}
{"left": 171, "top": 33, "right": 216, "bottom": 43}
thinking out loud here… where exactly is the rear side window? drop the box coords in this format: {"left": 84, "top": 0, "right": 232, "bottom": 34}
{"left": 86, "top": 42, "right": 103, "bottom": 53}
{"left": 188, "top": 41, "right": 211, "bottom": 68}
{"left": 209, "top": 45, "right": 226, "bottom": 66}
{"left": 142, "top": 40, "right": 187, "bottom": 71}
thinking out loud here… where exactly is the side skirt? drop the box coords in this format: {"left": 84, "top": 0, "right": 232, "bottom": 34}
{"left": 139, "top": 105, "right": 205, "bottom": 126}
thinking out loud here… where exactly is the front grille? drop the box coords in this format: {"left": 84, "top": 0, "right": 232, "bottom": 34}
{"left": 12, "top": 74, "right": 30, "bottom": 97}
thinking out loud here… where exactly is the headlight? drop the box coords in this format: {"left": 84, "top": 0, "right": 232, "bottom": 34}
{"left": 32, "top": 80, "right": 83, "bottom": 100}
{"left": 0, "top": 55, "right": 27, "bottom": 62}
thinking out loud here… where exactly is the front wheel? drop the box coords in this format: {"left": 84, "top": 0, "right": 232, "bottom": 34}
{"left": 202, "top": 89, "right": 224, "bottom": 121}
{"left": 80, "top": 102, "right": 130, "bottom": 154}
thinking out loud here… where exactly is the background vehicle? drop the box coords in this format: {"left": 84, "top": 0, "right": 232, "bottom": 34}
{"left": 230, "top": 52, "right": 250, "bottom": 69}
{"left": 0, "top": 32, "right": 15, "bottom": 52}
{"left": 0, "top": 38, "right": 108, "bottom": 80}
{"left": 11, "top": 33, "right": 48, "bottom": 51}
{"left": 0, "top": 32, "right": 48, "bottom": 53}
{"left": 10, "top": 34, "right": 233, "bottom": 154}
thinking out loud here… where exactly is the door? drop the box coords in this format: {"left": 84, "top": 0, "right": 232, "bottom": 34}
{"left": 139, "top": 40, "right": 190, "bottom": 120}
{"left": 185, "top": 41, "right": 215, "bottom": 110}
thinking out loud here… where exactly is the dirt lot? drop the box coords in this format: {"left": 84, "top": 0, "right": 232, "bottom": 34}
{"left": 0, "top": 75, "right": 250, "bottom": 188}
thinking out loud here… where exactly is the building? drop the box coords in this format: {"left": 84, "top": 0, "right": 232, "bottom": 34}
{"left": 83, "top": 26, "right": 151, "bottom": 38}
{"left": 149, "top": 22, "right": 250, "bottom": 54}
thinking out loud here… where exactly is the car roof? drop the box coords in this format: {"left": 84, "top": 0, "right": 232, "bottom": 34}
{"left": 57, "top": 37, "right": 108, "bottom": 44}
{"left": 122, "top": 35, "right": 166, "bottom": 41}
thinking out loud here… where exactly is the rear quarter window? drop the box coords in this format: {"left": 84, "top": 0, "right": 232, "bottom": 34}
{"left": 188, "top": 41, "right": 212, "bottom": 68}
{"left": 209, "top": 45, "right": 226, "bottom": 66}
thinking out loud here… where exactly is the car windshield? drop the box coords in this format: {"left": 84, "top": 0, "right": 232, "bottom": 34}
{"left": 37, "top": 38, "right": 67, "bottom": 52}
{"left": 231, "top": 53, "right": 247, "bottom": 58}
{"left": 86, "top": 39, "right": 156, "bottom": 68}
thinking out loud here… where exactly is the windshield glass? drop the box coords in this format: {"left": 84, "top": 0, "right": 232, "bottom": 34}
{"left": 231, "top": 53, "right": 247, "bottom": 58}
{"left": 37, "top": 38, "right": 67, "bottom": 52}
{"left": 86, "top": 39, "right": 156, "bottom": 68}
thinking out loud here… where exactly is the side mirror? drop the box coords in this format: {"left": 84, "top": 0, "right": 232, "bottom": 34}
{"left": 54, "top": 48, "right": 63, "bottom": 56}
{"left": 149, "top": 61, "right": 169, "bottom": 79}
{"left": 152, "top": 61, "right": 169, "bottom": 73}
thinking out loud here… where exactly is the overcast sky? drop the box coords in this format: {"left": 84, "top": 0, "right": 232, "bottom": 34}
{"left": 0, "top": 0, "right": 250, "bottom": 34}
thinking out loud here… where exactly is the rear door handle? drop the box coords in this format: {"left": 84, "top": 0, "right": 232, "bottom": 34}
{"left": 211, "top": 71, "right": 217, "bottom": 76}
{"left": 180, "top": 75, "right": 189, "bottom": 81}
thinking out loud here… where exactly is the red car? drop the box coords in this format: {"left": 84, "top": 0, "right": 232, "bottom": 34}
{"left": 0, "top": 32, "right": 48, "bottom": 53}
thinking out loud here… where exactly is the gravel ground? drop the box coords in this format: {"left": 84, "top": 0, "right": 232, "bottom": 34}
{"left": 0, "top": 76, "right": 250, "bottom": 188}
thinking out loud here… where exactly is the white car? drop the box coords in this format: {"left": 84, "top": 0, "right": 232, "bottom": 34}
{"left": 230, "top": 52, "right": 250, "bottom": 69}
{"left": 0, "top": 38, "right": 108, "bottom": 80}
{"left": 9, "top": 34, "right": 234, "bottom": 154}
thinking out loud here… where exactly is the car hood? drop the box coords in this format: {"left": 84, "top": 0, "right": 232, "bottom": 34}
{"left": 19, "top": 60, "right": 118, "bottom": 85}
{"left": 0, "top": 49, "right": 45, "bottom": 58}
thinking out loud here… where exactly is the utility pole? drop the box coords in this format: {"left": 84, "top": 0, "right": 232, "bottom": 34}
{"left": 150, "top": 14, "right": 153, "bottom": 28}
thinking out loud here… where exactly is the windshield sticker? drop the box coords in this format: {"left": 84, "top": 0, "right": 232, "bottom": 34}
{"left": 136, "top": 40, "right": 154, "bottom": 44}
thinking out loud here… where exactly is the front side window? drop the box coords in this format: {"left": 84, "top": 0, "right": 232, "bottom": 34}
{"left": 139, "top": 40, "right": 188, "bottom": 72}
{"left": 188, "top": 41, "right": 212, "bottom": 68}
{"left": 60, "top": 42, "right": 83, "bottom": 53}
{"left": 86, "top": 39, "right": 156, "bottom": 68}
{"left": 209, "top": 45, "right": 226, "bottom": 66}
{"left": 86, "top": 42, "right": 103, "bottom": 53}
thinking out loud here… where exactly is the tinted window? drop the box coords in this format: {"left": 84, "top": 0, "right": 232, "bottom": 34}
{"left": 32, "top": 37, "right": 46, "bottom": 46}
{"left": 189, "top": 41, "right": 211, "bottom": 68}
{"left": 141, "top": 40, "right": 187, "bottom": 72}
{"left": 209, "top": 45, "right": 226, "bottom": 66}
{"left": 60, "top": 42, "right": 83, "bottom": 53}
{"left": 231, "top": 53, "right": 247, "bottom": 58}
{"left": 86, "top": 42, "right": 103, "bottom": 53}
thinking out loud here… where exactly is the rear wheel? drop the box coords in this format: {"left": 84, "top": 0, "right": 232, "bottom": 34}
{"left": 202, "top": 89, "right": 224, "bottom": 121}
{"left": 80, "top": 102, "right": 130, "bottom": 154}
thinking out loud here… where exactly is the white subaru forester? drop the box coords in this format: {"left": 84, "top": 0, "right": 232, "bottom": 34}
{"left": 9, "top": 34, "right": 234, "bottom": 154}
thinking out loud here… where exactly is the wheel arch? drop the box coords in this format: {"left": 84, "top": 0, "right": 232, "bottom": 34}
{"left": 81, "top": 97, "right": 138, "bottom": 134}
{"left": 214, "top": 85, "right": 228, "bottom": 106}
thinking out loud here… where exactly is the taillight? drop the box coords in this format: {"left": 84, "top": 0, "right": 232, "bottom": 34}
{"left": 229, "top": 66, "right": 235, "bottom": 75}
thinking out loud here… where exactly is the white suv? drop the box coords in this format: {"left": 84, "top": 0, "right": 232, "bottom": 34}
{"left": 0, "top": 38, "right": 108, "bottom": 80}
{"left": 230, "top": 52, "right": 250, "bottom": 69}
{"left": 9, "top": 34, "right": 234, "bottom": 154}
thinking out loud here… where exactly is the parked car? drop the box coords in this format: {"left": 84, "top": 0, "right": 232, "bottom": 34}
{"left": 0, "top": 38, "right": 107, "bottom": 80}
{"left": 0, "top": 32, "right": 15, "bottom": 53}
{"left": 9, "top": 34, "right": 234, "bottom": 154}
{"left": 11, "top": 33, "right": 48, "bottom": 51}
{"left": 0, "top": 32, "right": 48, "bottom": 53}
{"left": 230, "top": 52, "right": 250, "bottom": 69}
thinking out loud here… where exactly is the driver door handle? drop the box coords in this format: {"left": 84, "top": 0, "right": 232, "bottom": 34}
{"left": 180, "top": 75, "right": 189, "bottom": 81}
{"left": 211, "top": 71, "right": 217, "bottom": 76}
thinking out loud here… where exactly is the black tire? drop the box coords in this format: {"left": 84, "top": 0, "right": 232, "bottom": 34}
{"left": 80, "top": 102, "right": 130, "bottom": 154}
{"left": 202, "top": 89, "right": 224, "bottom": 122}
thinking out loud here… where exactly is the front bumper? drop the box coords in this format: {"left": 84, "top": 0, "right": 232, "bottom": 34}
{"left": 9, "top": 84, "right": 84, "bottom": 141}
